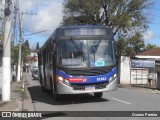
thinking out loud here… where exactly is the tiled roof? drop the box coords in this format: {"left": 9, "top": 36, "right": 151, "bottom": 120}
{"left": 136, "top": 48, "right": 160, "bottom": 56}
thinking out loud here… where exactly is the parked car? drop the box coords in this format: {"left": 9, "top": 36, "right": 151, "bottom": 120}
{"left": 31, "top": 66, "right": 38, "bottom": 72}
{"left": 32, "top": 69, "right": 39, "bottom": 80}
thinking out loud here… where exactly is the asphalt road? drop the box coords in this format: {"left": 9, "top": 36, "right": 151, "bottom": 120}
{"left": 25, "top": 73, "right": 160, "bottom": 120}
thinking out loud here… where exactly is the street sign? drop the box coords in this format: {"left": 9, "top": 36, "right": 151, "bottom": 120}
{"left": 131, "top": 59, "right": 155, "bottom": 68}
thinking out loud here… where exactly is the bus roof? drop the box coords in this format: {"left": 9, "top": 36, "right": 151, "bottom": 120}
{"left": 56, "top": 25, "right": 112, "bottom": 37}
{"left": 59, "top": 25, "right": 109, "bottom": 29}
{"left": 38, "top": 25, "right": 113, "bottom": 53}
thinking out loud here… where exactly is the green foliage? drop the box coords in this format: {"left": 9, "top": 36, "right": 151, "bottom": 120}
{"left": 11, "top": 45, "right": 19, "bottom": 65}
{"left": 145, "top": 44, "right": 157, "bottom": 50}
{"left": 117, "top": 33, "right": 145, "bottom": 56}
{"left": 12, "top": 40, "right": 30, "bottom": 65}
{"left": 63, "top": 0, "right": 103, "bottom": 25}
{"left": 62, "top": 0, "right": 153, "bottom": 57}
{"left": 63, "top": 0, "right": 152, "bottom": 36}
{"left": 22, "top": 40, "right": 30, "bottom": 63}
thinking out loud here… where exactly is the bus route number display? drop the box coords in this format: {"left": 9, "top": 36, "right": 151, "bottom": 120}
{"left": 65, "top": 28, "right": 106, "bottom": 36}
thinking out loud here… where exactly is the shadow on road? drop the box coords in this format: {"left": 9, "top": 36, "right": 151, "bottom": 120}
{"left": 28, "top": 86, "right": 109, "bottom": 105}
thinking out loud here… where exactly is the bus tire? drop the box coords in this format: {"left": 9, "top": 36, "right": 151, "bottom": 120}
{"left": 41, "top": 86, "right": 46, "bottom": 92}
{"left": 50, "top": 77, "right": 54, "bottom": 96}
{"left": 94, "top": 92, "right": 103, "bottom": 98}
{"left": 54, "top": 94, "right": 61, "bottom": 101}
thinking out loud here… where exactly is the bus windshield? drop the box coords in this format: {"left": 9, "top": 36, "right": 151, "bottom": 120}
{"left": 57, "top": 39, "right": 115, "bottom": 67}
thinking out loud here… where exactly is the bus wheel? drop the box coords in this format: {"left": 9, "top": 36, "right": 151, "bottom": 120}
{"left": 94, "top": 92, "right": 103, "bottom": 98}
{"left": 50, "top": 78, "right": 55, "bottom": 96}
{"left": 54, "top": 94, "right": 61, "bottom": 101}
{"left": 41, "top": 86, "right": 46, "bottom": 92}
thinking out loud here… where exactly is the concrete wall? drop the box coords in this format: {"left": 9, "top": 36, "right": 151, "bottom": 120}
{"left": 120, "top": 56, "right": 131, "bottom": 84}
{"left": 120, "top": 55, "right": 158, "bottom": 85}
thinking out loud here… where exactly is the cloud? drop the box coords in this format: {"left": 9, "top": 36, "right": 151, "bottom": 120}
{"left": 19, "top": 0, "right": 63, "bottom": 36}
{"left": 143, "top": 30, "right": 155, "bottom": 41}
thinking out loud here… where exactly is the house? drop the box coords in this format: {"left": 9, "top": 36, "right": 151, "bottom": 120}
{"left": 120, "top": 48, "right": 160, "bottom": 88}
{"left": 136, "top": 48, "right": 160, "bottom": 60}
{"left": 26, "top": 50, "right": 38, "bottom": 68}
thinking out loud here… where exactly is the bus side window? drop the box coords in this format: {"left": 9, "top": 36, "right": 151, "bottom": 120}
{"left": 47, "top": 44, "right": 50, "bottom": 63}
{"left": 44, "top": 49, "right": 47, "bottom": 63}
{"left": 48, "top": 43, "right": 51, "bottom": 62}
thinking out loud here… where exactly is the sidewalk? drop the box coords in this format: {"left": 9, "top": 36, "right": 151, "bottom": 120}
{"left": 0, "top": 80, "right": 23, "bottom": 111}
{"left": 0, "top": 73, "right": 34, "bottom": 111}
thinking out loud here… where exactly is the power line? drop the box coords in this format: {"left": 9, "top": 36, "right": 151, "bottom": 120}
{"left": 23, "top": 29, "right": 54, "bottom": 37}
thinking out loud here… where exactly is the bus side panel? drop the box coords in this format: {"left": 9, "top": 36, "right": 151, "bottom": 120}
{"left": 43, "top": 50, "right": 47, "bottom": 88}
{"left": 38, "top": 52, "right": 45, "bottom": 87}
{"left": 52, "top": 45, "right": 57, "bottom": 92}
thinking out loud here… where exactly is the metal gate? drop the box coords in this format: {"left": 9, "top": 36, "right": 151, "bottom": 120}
{"left": 130, "top": 58, "right": 157, "bottom": 88}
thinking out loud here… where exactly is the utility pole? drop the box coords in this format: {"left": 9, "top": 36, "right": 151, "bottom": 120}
{"left": 2, "top": 0, "right": 12, "bottom": 101}
{"left": 17, "top": 11, "right": 37, "bottom": 81}
{"left": 17, "top": 11, "right": 22, "bottom": 82}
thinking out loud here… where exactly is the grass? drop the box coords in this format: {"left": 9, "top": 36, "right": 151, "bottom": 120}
{"left": 14, "top": 88, "right": 24, "bottom": 94}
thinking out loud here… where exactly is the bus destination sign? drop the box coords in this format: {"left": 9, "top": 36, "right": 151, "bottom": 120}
{"left": 65, "top": 28, "right": 107, "bottom": 36}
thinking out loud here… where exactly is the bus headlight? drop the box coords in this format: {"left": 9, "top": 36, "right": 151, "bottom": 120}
{"left": 57, "top": 76, "right": 63, "bottom": 82}
{"left": 57, "top": 75, "right": 70, "bottom": 86}
{"left": 113, "top": 74, "right": 117, "bottom": 79}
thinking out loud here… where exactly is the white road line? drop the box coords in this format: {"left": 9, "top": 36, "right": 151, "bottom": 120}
{"left": 111, "top": 97, "right": 131, "bottom": 105}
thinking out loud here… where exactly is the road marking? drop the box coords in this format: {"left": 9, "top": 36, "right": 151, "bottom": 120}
{"left": 111, "top": 97, "right": 131, "bottom": 105}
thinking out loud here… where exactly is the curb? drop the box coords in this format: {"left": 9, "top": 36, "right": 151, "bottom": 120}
{"left": 21, "top": 73, "right": 35, "bottom": 111}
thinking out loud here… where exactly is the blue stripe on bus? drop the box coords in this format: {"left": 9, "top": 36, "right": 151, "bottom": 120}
{"left": 57, "top": 67, "right": 117, "bottom": 84}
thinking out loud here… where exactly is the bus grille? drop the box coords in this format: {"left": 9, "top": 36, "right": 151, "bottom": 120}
{"left": 71, "top": 82, "right": 108, "bottom": 90}
{"left": 58, "top": 66, "right": 114, "bottom": 76}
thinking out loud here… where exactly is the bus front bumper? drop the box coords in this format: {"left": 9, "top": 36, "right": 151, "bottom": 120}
{"left": 57, "top": 78, "right": 117, "bottom": 94}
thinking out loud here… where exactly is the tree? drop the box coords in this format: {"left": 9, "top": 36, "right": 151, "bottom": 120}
{"left": 117, "top": 32, "right": 145, "bottom": 56}
{"left": 63, "top": 0, "right": 152, "bottom": 37}
{"left": 145, "top": 44, "right": 157, "bottom": 50}
{"left": 11, "top": 45, "right": 19, "bottom": 65}
{"left": 126, "top": 33, "right": 145, "bottom": 56}
{"left": 22, "top": 40, "right": 30, "bottom": 63}
{"left": 36, "top": 42, "right": 40, "bottom": 51}
{"left": 63, "top": 0, "right": 103, "bottom": 25}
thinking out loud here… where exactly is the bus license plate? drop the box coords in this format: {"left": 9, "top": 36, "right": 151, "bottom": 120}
{"left": 85, "top": 86, "right": 95, "bottom": 91}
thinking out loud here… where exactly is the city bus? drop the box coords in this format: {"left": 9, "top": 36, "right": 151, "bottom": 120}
{"left": 38, "top": 25, "right": 117, "bottom": 100}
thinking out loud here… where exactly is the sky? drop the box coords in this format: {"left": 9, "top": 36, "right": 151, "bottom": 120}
{"left": 143, "top": 0, "right": 160, "bottom": 46}
{"left": 18, "top": 0, "right": 160, "bottom": 49}
{"left": 19, "top": 0, "right": 63, "bottom": 49}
